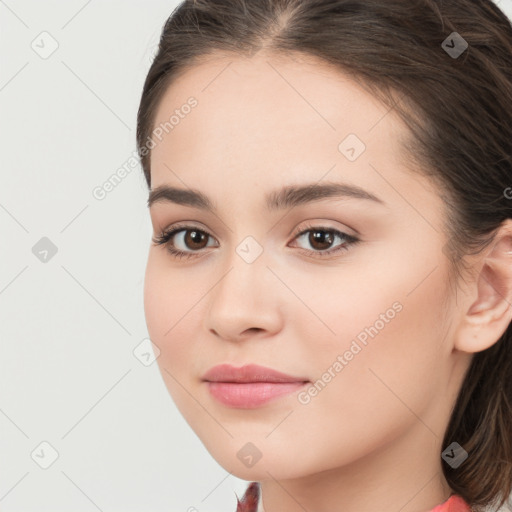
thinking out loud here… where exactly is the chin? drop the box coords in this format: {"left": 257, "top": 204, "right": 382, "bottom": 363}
{"left": 205, "top": 443, "right": 311, "bottom": 482}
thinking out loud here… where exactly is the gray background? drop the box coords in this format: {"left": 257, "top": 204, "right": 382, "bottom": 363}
{"left": 1, "top": 1, "right": 511, "bottom": 510}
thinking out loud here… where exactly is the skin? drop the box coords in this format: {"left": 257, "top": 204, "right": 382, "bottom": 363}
{"left": 143, "top": 50, "right": 512, "bottom": 512}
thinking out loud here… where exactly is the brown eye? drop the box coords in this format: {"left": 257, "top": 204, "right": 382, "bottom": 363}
{"left": 182, "top": 229, "right": 209, "bottom": 250}
{"left": 290, "top": 224, "right": 360, "bottom": 258}
{"left": 306, "top": 229, "right": 335, "bottom": 251}
{"left": 152, "top": 225, "right": 217, "bottom": 259}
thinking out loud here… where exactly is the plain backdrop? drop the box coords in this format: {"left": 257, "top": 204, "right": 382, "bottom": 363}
{"left": 1, "top": 1, "right": 512, "bottom": 511}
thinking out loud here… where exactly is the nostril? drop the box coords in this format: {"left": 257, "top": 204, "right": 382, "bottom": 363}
{"left": 244, "top": 327, "right": 263, "bottom": 334}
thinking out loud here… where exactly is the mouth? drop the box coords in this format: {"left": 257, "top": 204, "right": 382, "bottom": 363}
{"left": 202, "top": 363, "right": 310, "bottom": 408}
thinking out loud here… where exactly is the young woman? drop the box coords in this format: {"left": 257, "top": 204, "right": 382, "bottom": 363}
{"left": 136, "top": 1, "right": 512, "bottom": 511}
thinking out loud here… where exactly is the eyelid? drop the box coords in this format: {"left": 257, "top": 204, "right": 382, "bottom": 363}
{"left": 289, "top": 220, "right": 357, "bottom": 240}
{"left": 156, "top": 220, "right": 217, "bottom": 239}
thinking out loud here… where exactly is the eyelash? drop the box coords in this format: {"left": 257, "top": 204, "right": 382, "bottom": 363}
{"left": 152, "top": 222, "right": 361, "bottom": 260}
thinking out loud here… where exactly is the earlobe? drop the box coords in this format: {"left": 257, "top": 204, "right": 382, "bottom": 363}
{"left": 454, "top": 220, "right": 512, "bottom": 354}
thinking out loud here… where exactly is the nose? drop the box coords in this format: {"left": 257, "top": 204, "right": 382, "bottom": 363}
{"left": 204, "top": 249, "right": 283, "bottom": 343}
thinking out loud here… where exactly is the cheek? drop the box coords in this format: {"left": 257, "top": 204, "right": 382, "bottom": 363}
{"left": 295, "top": 253, "right": 449, "bottom": 427}
{"left": 143, "top": 251, "right": 207, "bottom": 382}
{"left": 143, "top": 253, "right": 189, "bottom": 368}
{"left": 143, "top": 252, "right": 168, "bottom": 342}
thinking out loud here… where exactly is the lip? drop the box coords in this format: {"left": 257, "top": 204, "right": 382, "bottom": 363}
{"left": 201, "top": 363, "right": 309, "bottom": 383}
{"left": 202, "top": 364, "right": 310, "bottom": 408}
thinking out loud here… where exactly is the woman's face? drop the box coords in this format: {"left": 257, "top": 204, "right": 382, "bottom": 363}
{"left": 144, "top": 52, "right": 471, "bottom": 482}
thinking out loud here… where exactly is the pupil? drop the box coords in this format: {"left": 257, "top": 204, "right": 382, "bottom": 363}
{"left": 310, "top": 230, "right": 333, "bottom": 250}
{"left": 187, "top": 230, "right": 206, "bottom": 248}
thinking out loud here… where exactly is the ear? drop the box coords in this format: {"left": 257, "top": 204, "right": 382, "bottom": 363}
{"left": 453, "top": 219, "right": 512, "bottom": 354}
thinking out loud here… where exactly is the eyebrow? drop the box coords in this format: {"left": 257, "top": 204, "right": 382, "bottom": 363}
{"left": 147, "top": 181, "right": 387, "bottom": 212}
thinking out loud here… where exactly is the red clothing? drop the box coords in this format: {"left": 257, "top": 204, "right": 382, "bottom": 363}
{"left": 235, "top": 482, "right": 472, "bottom": 512}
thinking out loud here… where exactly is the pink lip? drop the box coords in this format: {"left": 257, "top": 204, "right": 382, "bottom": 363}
{"left": 202, "top": 363, "right": 308, "bottom": 383}
{"left": 202, "top": 364, "right": 309, "bottom": 408}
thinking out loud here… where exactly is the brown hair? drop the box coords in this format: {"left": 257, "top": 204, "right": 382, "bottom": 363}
{"left": 136, "top": 1, "right": 512, "bottom": 510}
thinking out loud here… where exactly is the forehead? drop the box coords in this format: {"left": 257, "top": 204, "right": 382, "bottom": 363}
{"left": 148, "top": 51, "right": 438, "bottom": 212}
{"left": 151, "top": 51, "right": 399, "bottom": 150}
